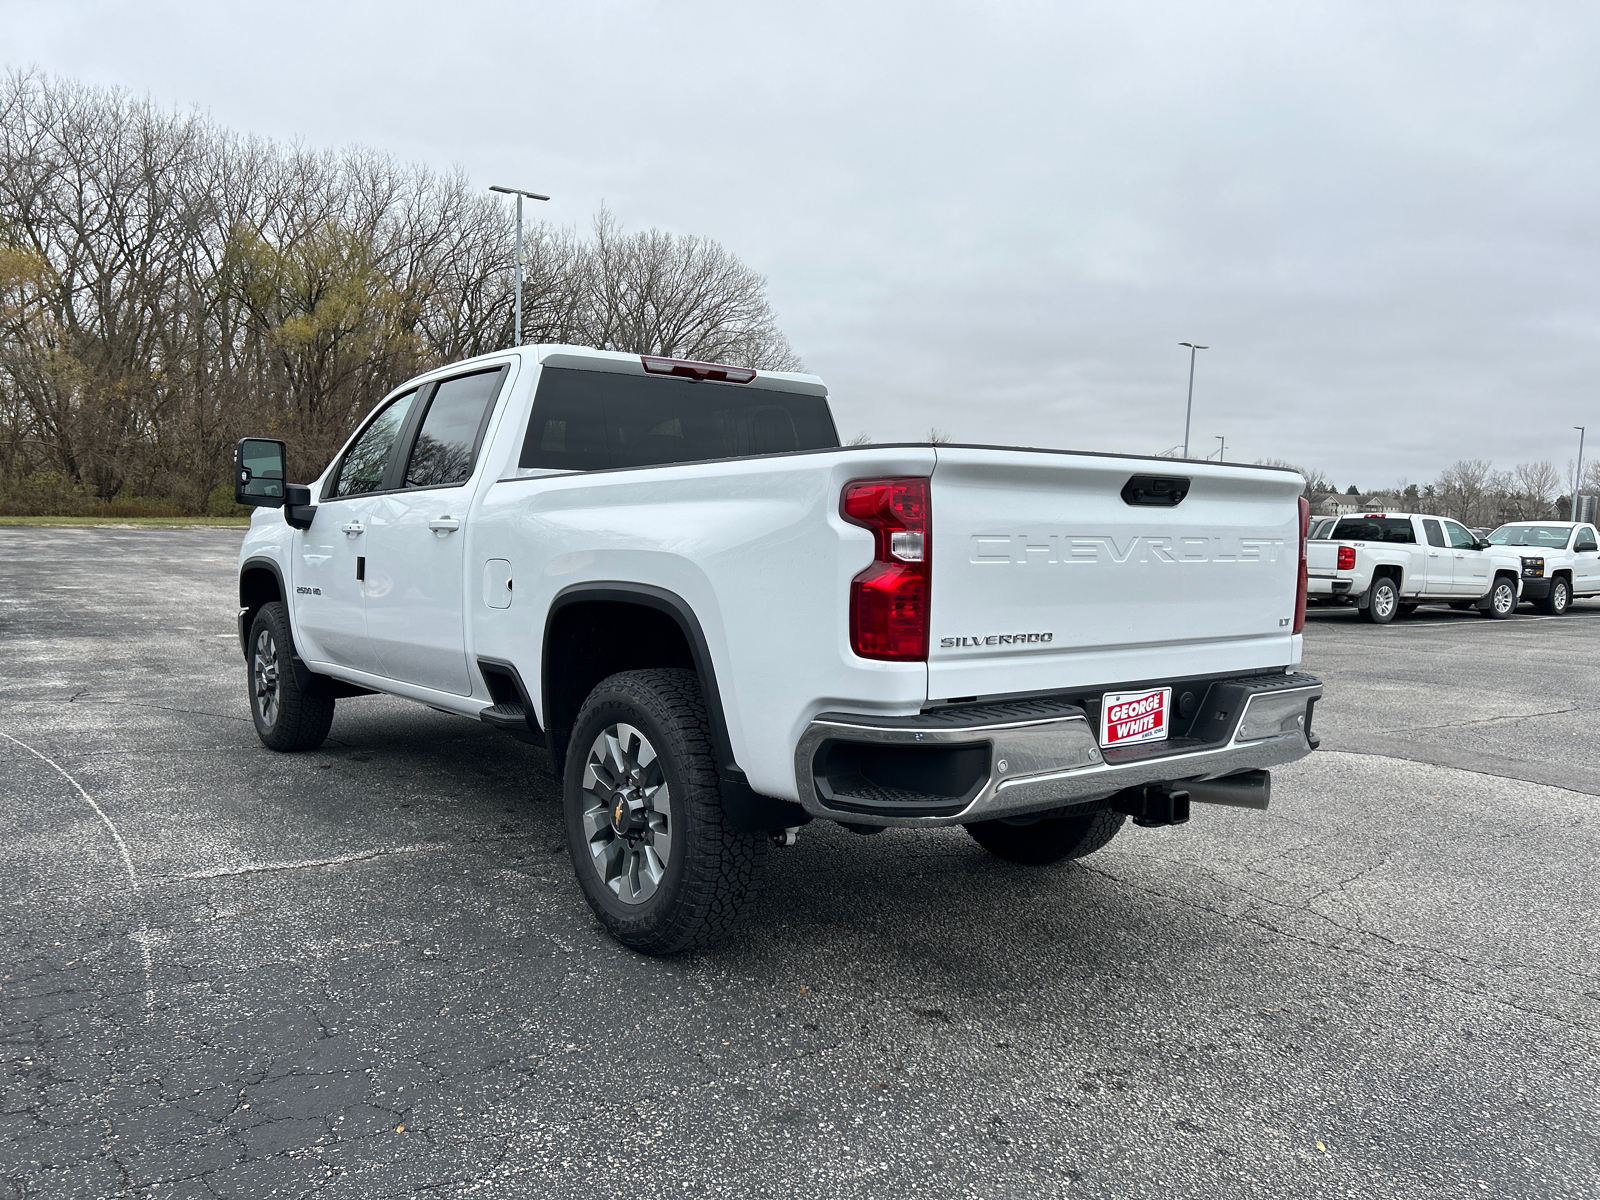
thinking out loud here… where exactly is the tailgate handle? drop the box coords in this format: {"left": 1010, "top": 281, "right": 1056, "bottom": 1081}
{"left": 1121, "top": 474, "right": 1190, "bottom": 507}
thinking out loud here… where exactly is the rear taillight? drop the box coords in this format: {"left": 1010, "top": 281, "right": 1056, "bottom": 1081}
{"left": 842, "top": 477, "right": 930, "bottom": 661}
{"left": 1337, "top": 545, "right": 1356, "bottom": 571}
{"left": 1294, "top": 496, "right": 1310, "bottom": 635}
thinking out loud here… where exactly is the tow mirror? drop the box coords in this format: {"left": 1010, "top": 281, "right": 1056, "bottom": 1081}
{"left": 235, "top": 438, "right": 287, "bottom": 508}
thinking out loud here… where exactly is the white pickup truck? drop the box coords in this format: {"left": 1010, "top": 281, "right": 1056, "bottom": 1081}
{"left": 1485, "top": 521, "right": 1600, "bottom": 615}
{"left": 1306, "top": 512, "right": 1525, "bottom": 623}
{"left": 232, "top": 345, "right": 1323, "bottom": 952}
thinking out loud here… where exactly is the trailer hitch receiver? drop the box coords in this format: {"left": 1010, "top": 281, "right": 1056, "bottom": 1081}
{"left": 1112, "top": 785, "right": 1191, "bottom": 828}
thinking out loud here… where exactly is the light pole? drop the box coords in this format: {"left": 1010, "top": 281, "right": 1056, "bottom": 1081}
{"left": 1214, "top": 435, "right": 1226, "bottom": 462}
{"left": 489, "top": 185, "right": 550, "bottom": 346}
{"left": 1178, "top": 342, "right": 1208, "bottom": 458}
{"left": 1575, "top": 425, "right": 1587, "bottom": 522}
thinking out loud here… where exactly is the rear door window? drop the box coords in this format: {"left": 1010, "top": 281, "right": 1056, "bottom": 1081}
{"left": 1423, "top": 520, "right": 1447, "bottom": 547}
{"left": 328, "top": 390, "right": 418, "bottom": 498}
{"left": 519, "top": 367, "right": 838, "bottom": 471}
{"left": 404, "top": 368, "right": 508, "bottom": 488}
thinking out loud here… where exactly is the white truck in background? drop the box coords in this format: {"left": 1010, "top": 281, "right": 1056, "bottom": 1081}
{"left": 231, "top": 344, "right": 1323, "bottom": 953}
{"left": 1306, "top": 512, "right": 1524, "bottom": 624}
{"left": 1485, "top": 521, "right": 1600, "bottom": 615}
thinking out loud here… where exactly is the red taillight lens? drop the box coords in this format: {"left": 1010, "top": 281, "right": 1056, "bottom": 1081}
{"left": 841, "top": 477, "right": 930, "bottom": 660}
{"left": 1294, "top": 495, "right": 1310, "bottom": 635}
{"left": 1337, "top": 545, "right": 1356, "bottom": 571}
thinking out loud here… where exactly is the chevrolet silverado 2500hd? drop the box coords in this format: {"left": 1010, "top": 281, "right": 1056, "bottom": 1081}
{"left": 232, "top": 345, "right": 1324, "bottom": 953}
{"left": 1306, "top": 512, "right": 1524, "bottom": 624}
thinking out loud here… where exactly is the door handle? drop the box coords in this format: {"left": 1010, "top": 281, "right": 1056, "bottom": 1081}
{"left": 428, "top": 516, "right": 461, "bottom": 535}
{"left": 1428, "top": 552, "right": 1440, "bottom": 557}
{"left": 341, "top": 522, "right": 364, "bottom": 537}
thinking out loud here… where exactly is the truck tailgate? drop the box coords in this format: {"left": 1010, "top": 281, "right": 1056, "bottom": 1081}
{"left": 1306, "top": 540, "right": 1341, "bottom": 572}
{"left": 927, "top": 449, "right": 1304, "bottom": 700}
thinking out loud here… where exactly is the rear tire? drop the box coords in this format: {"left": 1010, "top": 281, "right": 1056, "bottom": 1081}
{"left": 562, "top": 669, "right": 767, "bottom": 954}
{"left": 247, "top": 602, "right": 335, "bottom": 751}
{"left": 1539, "top": 577, "right": 1571, "bottom": 616}
{"left": 1482, "top": 576, "right": 1517, "bottom": 619}
{"left": 1360, "top": 577, "right": 1399, "bottom": 624}
{"left": 965, "top": 808, "right": 1126, "bottom": 865}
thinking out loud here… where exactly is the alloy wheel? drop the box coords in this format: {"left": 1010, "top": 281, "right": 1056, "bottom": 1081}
{"left": 1373, "top": 584, "right": 1396, "bottom": 620}
{"left": 1494, "top": 582, "right": 1515, "bottom": 615}
{"left": 252, "top": 628, "right": 280, "bottom": 726}
{"left": 579, "top": 723, "right": 672, "bottom": 905}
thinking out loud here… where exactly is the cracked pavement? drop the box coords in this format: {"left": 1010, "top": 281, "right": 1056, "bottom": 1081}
{"left": 2, "top": 527, "right": 1597, "bottom": 1198}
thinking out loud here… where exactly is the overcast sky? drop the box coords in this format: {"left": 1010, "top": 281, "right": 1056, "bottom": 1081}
{"left": 5, "top": 0, "right": 1599, "bottom": 487}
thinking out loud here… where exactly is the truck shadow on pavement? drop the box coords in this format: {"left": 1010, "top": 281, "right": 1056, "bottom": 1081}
{"left": 278, "top": 696, "right": 1269, "bottom": 1008}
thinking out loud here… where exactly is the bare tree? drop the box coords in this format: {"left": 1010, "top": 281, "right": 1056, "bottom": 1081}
{"left": 1434, "top": 459, "right": 1493, "bottom": 525}
{"left": 0, "top": 70, "right": 807, "bottom": 512}
{"left": 1508, "top": 461, "right": 1560, "bottom": 520}
{"left": 1254, "top": 458, "right": 1332, "bottom": 497}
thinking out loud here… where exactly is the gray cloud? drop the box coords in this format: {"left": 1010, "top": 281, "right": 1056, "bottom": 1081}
{"left": 5, "top": 0, "right": 1598, "bottom": 485}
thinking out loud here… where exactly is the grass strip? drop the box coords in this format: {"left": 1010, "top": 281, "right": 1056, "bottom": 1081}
{"left": 0, "top": 516, "right": 251, "bottom": 528}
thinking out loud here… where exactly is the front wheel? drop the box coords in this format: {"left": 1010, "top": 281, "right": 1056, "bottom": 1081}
{"left": 1539, "top": 577, "right": 1571, "bottom": 616}
{"left": 965, "top": 808, "right": 1126, "bottom": 865}
{"left": 1360, "top": 577, "right": 1399, "bottom": 624}
{"left": 562, "top": 669, "right": 767, "bottom": 954}
{"left": 247, "top": 602, "right": 335, "bottom": 751}
{"left": 1482, "top": 577, "right": 1517, "bottom": 619}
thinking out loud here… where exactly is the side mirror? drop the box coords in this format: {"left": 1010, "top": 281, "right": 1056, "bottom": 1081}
{"left": 1578, "top": 540, "right": 1598, "bottom": 554}
{"left": 1474, "top": 539, "right": 1492, "bottom": 551}
{"left": 235, "top": 438, "right": 287, "bottom": 508}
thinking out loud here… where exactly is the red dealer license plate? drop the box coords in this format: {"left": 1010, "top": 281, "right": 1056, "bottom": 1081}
{"left": 1100, "top": 687, "right": 1172, "bottom": 747}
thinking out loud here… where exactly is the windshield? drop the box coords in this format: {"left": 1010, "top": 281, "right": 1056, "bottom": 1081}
{"left": 1488, "top": 524, "right": 1571, "bottom": 548}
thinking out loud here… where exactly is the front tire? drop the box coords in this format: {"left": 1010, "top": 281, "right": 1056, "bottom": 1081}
{"left": 1539, "top": 577, "right": 1571, "bottom": 616}
{"left": 562, "top": 669, "right": 767, "bottom": 954}
{"left": 1360, "top": 577, "right": 1399, "bottom": 624}
{"left": 247, "top": 602, "right": 335, "bottom": 751}
{"left": 965, "top": 808, "right": 1126, "bottom": 865}
{"left": 1482, "top": 576, "right": 1517, "bottom": 619}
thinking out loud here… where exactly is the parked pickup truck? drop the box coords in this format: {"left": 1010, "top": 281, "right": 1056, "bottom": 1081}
{"left": 232, "top": 345, "right": 1324, "bottom": 952}
{"left": 1306, "top": 512, "right": 1524, "bottom": 623}
{"left": 1485, "top": 521, "right": 1600, "bottom": 615}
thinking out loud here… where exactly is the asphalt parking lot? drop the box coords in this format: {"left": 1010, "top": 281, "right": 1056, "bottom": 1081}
{"left": 3, "top": 527, "right": 1597, "bottom": 1199}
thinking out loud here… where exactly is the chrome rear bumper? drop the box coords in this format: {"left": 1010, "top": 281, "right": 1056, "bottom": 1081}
{"left": 794, "top": 672, "right": 1322, "bottom": 828}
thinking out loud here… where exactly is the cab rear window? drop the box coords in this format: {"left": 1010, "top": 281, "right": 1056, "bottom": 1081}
{"left": 519, "top": 367, "right": 838, "bottom": 472}
{"left": 1331, "top": 517, "right": 1416, "bottom": 544}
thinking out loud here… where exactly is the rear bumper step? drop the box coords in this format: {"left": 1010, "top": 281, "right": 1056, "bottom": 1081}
{"left": 794, "top": 672, "right": 1321, "bottom": 827}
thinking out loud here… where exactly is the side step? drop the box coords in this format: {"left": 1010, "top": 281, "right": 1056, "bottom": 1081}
{"left": 480, "top": 702, "right": 542, "bottom": 745}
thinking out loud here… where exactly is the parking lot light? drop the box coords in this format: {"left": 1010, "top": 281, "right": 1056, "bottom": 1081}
{"left": 489, "top": 185, "right": 551, "bottom": 346}
{"left": 1179, "top": 342, "right": 1208, "bottom": 458}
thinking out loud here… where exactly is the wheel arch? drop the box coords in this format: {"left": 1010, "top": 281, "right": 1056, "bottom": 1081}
{"left": 239, "top": 556, "right": 287, "bottom": 659}
{"left": 1362, "top": 564, "right": 1403, "bottom": 606}
{"left": 541, "top": 582, "right": 805, "bottom": 834}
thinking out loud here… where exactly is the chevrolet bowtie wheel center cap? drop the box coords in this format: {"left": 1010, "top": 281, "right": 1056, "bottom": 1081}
{"left": 610, "top": 790, "right": 647, "bottom": 836}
